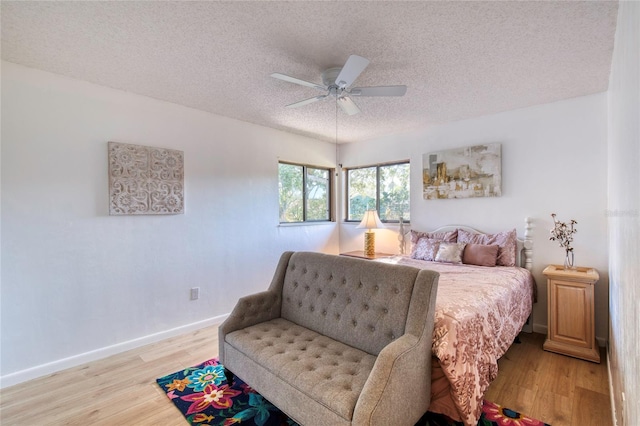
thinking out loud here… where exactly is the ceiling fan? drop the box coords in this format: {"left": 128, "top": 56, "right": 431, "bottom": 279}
{"left": 271, "top": 55, "right": 407, "bottom": 116}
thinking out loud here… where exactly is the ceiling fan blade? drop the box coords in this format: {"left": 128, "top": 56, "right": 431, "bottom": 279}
{"left": 286, "top": 94, "right": 328, "bottom": 108}
{"left": 271, "top": 73, "right": 327, "bottom": 91}
{"left": 337, "top": 96, "right": 361, "bottom": 115}
{"left": 334, "top": 55, "right": 370, "bottom": 88}
{"left": 349, "top": 85, "right": 407, "bottom": 97}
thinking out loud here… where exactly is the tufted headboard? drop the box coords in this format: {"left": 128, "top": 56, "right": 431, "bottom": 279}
{"left": 279, "top": 251, "right": 437, "bottom": 356}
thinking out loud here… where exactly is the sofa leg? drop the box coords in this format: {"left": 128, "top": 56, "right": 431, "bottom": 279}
{"left": 224, "top": 368, "right": 234, "bottom": 385}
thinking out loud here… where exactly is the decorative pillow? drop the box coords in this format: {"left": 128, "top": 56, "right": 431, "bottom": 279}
{"left": 462, "top": 243, "right": 500, "bottom": 267}
{"left": 457, "top": 228, "right": 518, "bottom": 267}
{"left": 411, "top": 238, "right": 440, "bottom": 261}
{"left": 434, "top": 242, "right": 467, "bottom": 264}
{"left": 410, "top": 229, "right": 457, "bottom": 245}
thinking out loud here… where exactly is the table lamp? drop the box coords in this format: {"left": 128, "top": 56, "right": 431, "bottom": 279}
{"left": 356, "top": 210, "right": 384, "bottom": 257}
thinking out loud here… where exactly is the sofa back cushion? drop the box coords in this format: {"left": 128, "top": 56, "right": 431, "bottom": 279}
{"left": 280, "top": 252, "right": 420, "bottom": 355}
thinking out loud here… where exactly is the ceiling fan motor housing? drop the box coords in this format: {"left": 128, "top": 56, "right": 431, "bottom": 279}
{"left": 322, "top": 67, "right": 344, "bottom": 90}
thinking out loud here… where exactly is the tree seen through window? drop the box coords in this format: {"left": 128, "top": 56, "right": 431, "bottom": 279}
{"left": 347, "top": 162, "right": 410, "bottom": 222}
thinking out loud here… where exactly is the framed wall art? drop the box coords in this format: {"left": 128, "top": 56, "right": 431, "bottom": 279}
{"left": 423, "top": 143, "right": 501, "bottom": 200}
{"left": 108, "top": 142, "right": 184, "bottom": 215}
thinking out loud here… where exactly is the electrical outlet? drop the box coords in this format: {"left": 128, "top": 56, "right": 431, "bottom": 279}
{"left": 190, "top": 287, "right": 200, "bottom": 300}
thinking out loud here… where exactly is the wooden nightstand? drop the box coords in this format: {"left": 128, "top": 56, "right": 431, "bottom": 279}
{"left": 543, "top": 265, "right": 600, "bottom": 363}
{"left": 340, "top": 251, "right": 394, "bottom": 260}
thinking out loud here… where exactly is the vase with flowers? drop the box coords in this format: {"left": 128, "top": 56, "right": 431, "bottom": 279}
{"left": 549, "top": 213, "right": 578, "bottom": 270}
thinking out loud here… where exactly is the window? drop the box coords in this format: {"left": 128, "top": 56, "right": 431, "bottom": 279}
{"left": 346, "top": 161, "right": 410, "bottom": 222}
{"left": 279, "top": 162, "right": 332, "bottom": 223}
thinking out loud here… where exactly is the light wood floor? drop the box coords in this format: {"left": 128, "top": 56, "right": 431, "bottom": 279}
{"left": 0, "top": 328, "right": 611, "bottom": 426}
{"left": 0, "top": 325, "right": 221, "bottom": 425}
{"left": 484, "top": 332, "right": 612, "bottom": 426}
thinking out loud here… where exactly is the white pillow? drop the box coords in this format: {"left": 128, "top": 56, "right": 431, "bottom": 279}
{"left": 434, "top": 242, "right": 467, "bottom": 264}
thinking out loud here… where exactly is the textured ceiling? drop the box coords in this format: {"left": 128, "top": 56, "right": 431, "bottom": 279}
{"left": 1, "top": 1, "right": 618, "bottom": 143}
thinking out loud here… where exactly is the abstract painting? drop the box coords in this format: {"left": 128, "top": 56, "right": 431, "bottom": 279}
{"left": 108, "top": 142, "right": 184, "bottom": 215}
{"left": 423, "top": 143, "right": 501, "bottom": 200}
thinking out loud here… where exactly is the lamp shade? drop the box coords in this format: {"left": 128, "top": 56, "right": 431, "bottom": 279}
{"left": 356, "top": 210, "right": 384, "bottom": 230}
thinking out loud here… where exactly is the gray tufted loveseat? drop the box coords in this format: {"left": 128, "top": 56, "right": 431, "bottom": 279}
{"left": 218, "top": 251, "right": 439, "bottom": 426}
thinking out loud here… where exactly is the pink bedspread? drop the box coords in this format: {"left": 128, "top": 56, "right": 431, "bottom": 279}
{"left": 379, "top": 257, "right": 535, "bottom": 426}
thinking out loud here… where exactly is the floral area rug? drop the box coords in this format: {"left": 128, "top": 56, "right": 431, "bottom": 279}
{"left": 156, "top": 358, "right": 550, "bottom": 426}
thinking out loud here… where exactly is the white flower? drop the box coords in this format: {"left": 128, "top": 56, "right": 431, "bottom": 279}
{"left": 549, "top": 213, "right": 577, "bottom": 252}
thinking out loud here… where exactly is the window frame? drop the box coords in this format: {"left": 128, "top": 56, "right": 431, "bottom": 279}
{"left": 344, "top": 160, "right": 410, "bottom": 224}
{"left": 278, "top": 161, "right": 334, "bottom": 224}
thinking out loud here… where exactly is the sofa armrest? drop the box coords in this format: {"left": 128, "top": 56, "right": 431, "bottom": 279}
{"left": 352, "top": 269, "right": 439, "bottom": 426}
{"left": 218, "top": 290, "right": 281, "bottom": 364}
{"left": 352, "top": 334, "right": 430, "bottom": 426}
{"left": 218, "top": 252, "right": 294, "bottom": 365}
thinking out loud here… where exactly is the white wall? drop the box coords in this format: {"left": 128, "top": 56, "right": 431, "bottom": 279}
{"left": 339, "top": 93, "right": 609, "bottom": 343}
{"left": 0, "top": 61, "right": 339, "bottom": 385}
{"left": 607, "top": 2, "right": 639, "bottom": 425}
{"left": 0, "top": 59, "right": 616, "bottom": 389}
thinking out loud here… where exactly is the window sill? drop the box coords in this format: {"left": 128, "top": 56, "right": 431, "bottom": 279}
{"left": 278, "top": 222, "right": 336, "bottom": 227}
{"left": 342, "top": 222, "right": 410, "bottom": 227}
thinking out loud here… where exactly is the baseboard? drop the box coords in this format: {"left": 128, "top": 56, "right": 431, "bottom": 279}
{"left": 0, "top": 314, "right": 229, "bottom": 389}
{"left": 607, "top": 344, "right": 619, "bottom": 426}
{"left": 532, "top": 323, "right": 607, "bottom": 347}
{"left": 533, "top": 323, "right": 547, "bottom": 335}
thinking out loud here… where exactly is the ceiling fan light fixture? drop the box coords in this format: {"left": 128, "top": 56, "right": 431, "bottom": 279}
{"left": 337, "top": 96, "right": 361, "bottom": 116}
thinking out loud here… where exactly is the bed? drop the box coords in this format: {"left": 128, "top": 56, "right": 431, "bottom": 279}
{"left": 376, "top": 218, "right": 536, "bottom": 426}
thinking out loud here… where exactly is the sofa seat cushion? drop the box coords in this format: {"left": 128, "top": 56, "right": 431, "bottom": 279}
{"left": 225, "top": 317, "right": 376, "bottom": 421}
